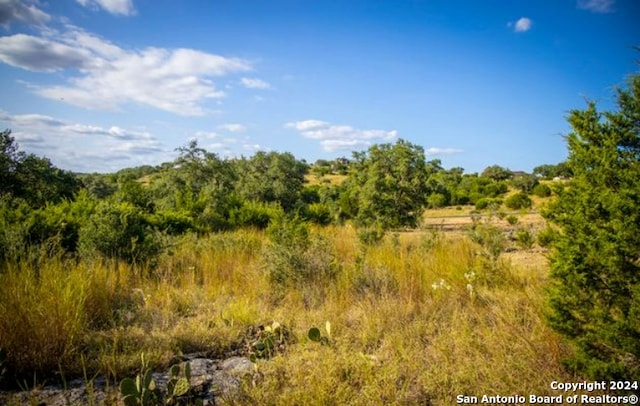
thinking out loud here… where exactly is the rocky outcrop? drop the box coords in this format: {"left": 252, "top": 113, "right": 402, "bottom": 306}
{"left": 0, "top": 355, "right": 255, "bottom": 406}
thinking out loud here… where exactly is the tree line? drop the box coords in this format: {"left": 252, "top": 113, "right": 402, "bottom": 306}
{"left": 1, "top": 131, "right": 567, "bottom": 264}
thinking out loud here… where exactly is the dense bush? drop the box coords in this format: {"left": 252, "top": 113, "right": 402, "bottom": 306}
{"left": 511, "top": 174, "right": 539, "bottom": 194}
{"left": 475, "top": 197, "right": 502, "bottom": 211}
{"left": 78, "top": 202, "right": 163, "bottom": 265}
{"left": 1, "top": 130, "right": 80, "bottom": 208}
{"left": 532, "top": 183, "right": 552, "bottom": 197}
{"left": 150, "top": 210, "right": 195, "bottom": 235}
{"left": 515, "top": 227, "right": 535, "bottom": 249}
{"left": 504, "top": 192, "right": 532, "bottom": 210}
{"left": 229, "top": 200, "right": 283, "bottom": 229}
{"left": 0, "top": 199, "right": 30, "bottom": 263}
{"left": 304, "top": 202, "right": 333, "bottom": 225}
{"left": 536, "top": 226, "right": 556, "bottom": 247}
{"left": 263, "top": 215, "right": 337, "bottom": 287}
{"left": 427, "top": 193, "right": 448, "bottom": 209}
{"left": 483, "top": 181, "right": 509, "bottom": 197}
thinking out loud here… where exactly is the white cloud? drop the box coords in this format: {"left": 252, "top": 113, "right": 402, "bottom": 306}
{"left": 189, "top": 131, "right": 265, "bottom": 157}
{"left": 509, "top": 17, "right": 532, "bottom": 33}
{"left": 192, "top": 131, "right": 221, "bottom": 140}
{"left": 577, "top": 0, "right": 614, "bottom": 13}
{"left": 0, "top": 28, "right": 252, "bottom": 116}
{"left": 0, "top": 110, "right": 169, "bottom": 172}
{"left": 218, "top": 123, "right": 246, "bottom": 133}
{"left": 0, "top": 0, "right": 50, "bottom": 27}
{"left": 0, "top": 34, "right": 91, "bottom": 72}
{"left": 240, "top": 77, "right": 272, "bottom": 89}
{"left": 286, "top": 120, "right": 397, "bottom": 152}
{"left": 76, "top": 0, "right": 135, "bottom": 16}
{"left": 425, "top": 147, "right": 463, "bottom": 156}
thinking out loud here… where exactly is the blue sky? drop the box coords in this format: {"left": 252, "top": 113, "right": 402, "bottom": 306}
{"left": 0, "top": 0, "right": 638, "bottom": 173}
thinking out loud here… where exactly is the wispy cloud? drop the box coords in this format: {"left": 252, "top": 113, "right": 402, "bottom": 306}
{"left": 0, "top": 27, "right": 252, "bottom": 116}
{"left": 76, "top": 0, "right": 136, "bottom": 16}
{"left": 285, "top": 120, "right": 397, "bottom": 152}
{"left": 191, "top": 131, "right": 262, "bottom": 157}
{"left": 240, "top": 77, "right": 272, "bottom": 89}
{"left": 577, "top": 0, "right": 614, "bottom": 13}
{"left": 218, "top": 123, "right": 246, "bottom": 133}
{"left": 425, "top": 147, "right": 463, "bottom": 156}
{"left": 0, "top": 34, "right": 91, "bottom": 72}
{"left": 508, "top": 17, "right": 532, "bottom": 33}
{"left": 0, "top": 0, "right": 51, "bottom": 27}
{"left": 0, "top": 110, "right": 169, "bottom": 172}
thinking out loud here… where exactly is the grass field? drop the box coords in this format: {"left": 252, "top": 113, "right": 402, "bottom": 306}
{"left": 0, "top": 210, "right": 597, "bottom": 404}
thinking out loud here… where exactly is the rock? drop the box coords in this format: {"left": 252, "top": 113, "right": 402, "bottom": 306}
{"left": 220, "top": 357, "right": 253, "bottom": 378}
{"left": 0, "top": 355, "right": 254, "bottom": 406}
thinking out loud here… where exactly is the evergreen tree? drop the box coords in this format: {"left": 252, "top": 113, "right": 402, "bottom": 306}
{"left": 544, "top": 72, "right": 640, "bottom": 379}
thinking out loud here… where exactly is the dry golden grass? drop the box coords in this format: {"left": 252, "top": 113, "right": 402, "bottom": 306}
{"left": 305, "top": 173, "right": 348, "bottom": 186}
{"left": 0, "top": 221, "right": 591, "bottom": 404}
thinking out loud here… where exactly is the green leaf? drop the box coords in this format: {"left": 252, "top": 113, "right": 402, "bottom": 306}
{"left": 142, "top": 369, "right": 154, "bottom": 390}
{"left": 119, "top": 377, "right": 139, "bottom": 397}
{"left": 173, "top": 377, "right": 190, "bottom": 397}
{"left": 308, "top": 327, "right": 322, "bottom": 342}
{"left": 122, "top": 395, "right": 139, "bottom": 406}
{"left": 263, "top": 336, "right": 274, "bottom": 350}
{"left": 135, "top": 374, "right": 142, "bottom": 392}
{"left": 170, "top": 364, "right": 180, "bottom": 378}
{"left": 184, "top": 362, "right": 191, "bottom": 381}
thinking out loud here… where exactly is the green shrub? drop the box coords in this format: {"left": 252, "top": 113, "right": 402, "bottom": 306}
{"left": 475, "top": 198, "right": 502, "bottom": 211}
{"left": 511, "top": 174, "right": 539, "bottom": 194}
{"left": 506, "top": 215, "right": 518, "bottom": 225}
{"left": 305, "top": 202, "right": 333, "bottom": 225}
{"left": 532, "top": 183, "right": 552, "bottom": 197}
{"left": 78, "top": 202, "right": 162, "bottom": 265}
{"left": 26, "top": 205, "right": 81, "bottom": 254}
{"left": 504, "top": 192, "right": 532, "bottom": 210}
{"left": 357, "top": 223, "right": 386, "bottom": 246}
{"left": 229, "top": 200, "right": 283, "bottom": 229}
{"left": 427, "top": 193, "right": 448, "bottom": 209}
{"left": 263, "top": 215, "right": 337, "bottom": 287}
{"left": 536, "top": 226, "right": 556, "bottom": 247}
{"left": 483, "top": 181, "right": 509, "bottom": 197}
{"left": 467, "top": 223, "right": 506, "bottom": 264}
{"left": 150, "top": 210, "right": 195, "bottom": 235}
{"left": 515, "top": 227, "right": 534, "bottom": 249}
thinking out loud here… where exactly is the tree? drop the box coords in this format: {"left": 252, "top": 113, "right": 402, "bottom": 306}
{"left": 533, "top": 162, "right": 573, "bottom": 179}
{"left": 543, "top": 72, "right": 640, "bottom": 379}
{"left": 81, "top": 173, "right": 117, "bottom": 199}
{"left": 234, "top": 151, "right": 308, "bottom": 211}
{"left": 481, "top": 165, "right": 513, "bottom": 181}
{"left": 511, "top": 173, "right": 539, "bottom": 194}
{"left": 0, "top": 129, "right": 19, "bottom": 196}
{"left": 0, "top": 129, "right": 79, "bottom": 207}
{"left": 150, "top": 140, "right": 237, "bottom": 230}
{"left": 504, "top": 191, "right": 532, "bottom": 210}
{"left": 78, "top": 201, "right": 161, "bottom": 264}
{"left": 349, "top": 139, "right": 427, "bottom": 229}
{"left": 171, "top": 140, "right": 236, "bottom": 196}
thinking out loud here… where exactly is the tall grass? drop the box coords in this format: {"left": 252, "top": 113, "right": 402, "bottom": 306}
{"left": 0, "top": 225, "right": 583, "bottom": 404}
